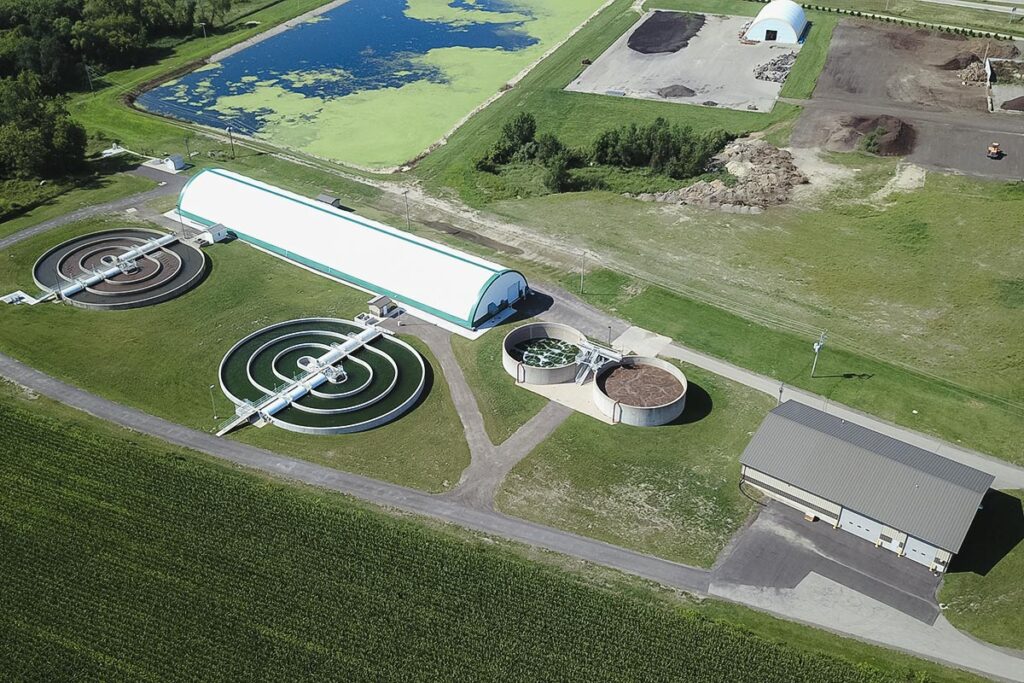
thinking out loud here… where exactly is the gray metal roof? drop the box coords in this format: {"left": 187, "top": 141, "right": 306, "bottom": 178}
{"left": 740, "top": 401, "right": 993, "bottom": 552}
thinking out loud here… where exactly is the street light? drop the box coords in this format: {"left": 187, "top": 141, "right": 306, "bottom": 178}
{"left": 209, "top": 384, "right": 218, "bottom": 420}
{"left": 810, "top": 330, "right": 827, "bottom": 378}
{"left": 403, "top": 190, "right": 411, "bottom": 230}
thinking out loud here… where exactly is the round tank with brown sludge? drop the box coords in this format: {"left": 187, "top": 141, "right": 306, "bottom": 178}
{"left": 593, "top": 356, "right": 687, "bottom": 427}
{"left": 501, "top": 322, "right": 587, "bottom": 385}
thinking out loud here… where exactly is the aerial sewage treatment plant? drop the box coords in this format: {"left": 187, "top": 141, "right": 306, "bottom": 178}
{"left": 217, "top": 318, "right": 426, "bottom": 436}
{"left": 502, "top": 322, "right": 687, "bottom": 426}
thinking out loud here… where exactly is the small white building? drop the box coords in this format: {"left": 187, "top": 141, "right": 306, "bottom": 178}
{"left": 159, "top": 154, "right": 186, "bottom": 173}
{"left": 745, "top": 0, "right": 807, "bottom": 43}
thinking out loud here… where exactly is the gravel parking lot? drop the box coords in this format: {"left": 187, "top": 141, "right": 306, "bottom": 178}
{"left": 567, "top": 11, "right": 799, "bottom": 112}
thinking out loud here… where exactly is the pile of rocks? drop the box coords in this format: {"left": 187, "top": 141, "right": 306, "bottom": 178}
{"left": 635, "top": 139, "right": 807, "bottom": 210}
{"left": 753, "top": 52, "right": 797, "bottom": 83}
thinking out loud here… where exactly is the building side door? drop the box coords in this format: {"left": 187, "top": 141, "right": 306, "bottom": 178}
{"left": 903, "top": 535, "right": 939, "bottom": 568}
{"left": 765, "top": 29, "right": 778, "bottom": 41}
{"left": 838, "top": 508, "right": 882, "bottom": 545}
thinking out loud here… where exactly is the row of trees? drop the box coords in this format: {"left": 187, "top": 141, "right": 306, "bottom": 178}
{"left": 0, "top": 0, "right": 234, "bottom": 92}
{"left": 477, "top": 113, "right": 733, "bottom": 193}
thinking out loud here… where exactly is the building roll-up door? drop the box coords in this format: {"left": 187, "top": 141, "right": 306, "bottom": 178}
{"left": 838, "top": 508, "right": 883, "bottom": 545}
{"left": 903, "top": 535, "right": 939, "bottom": 568}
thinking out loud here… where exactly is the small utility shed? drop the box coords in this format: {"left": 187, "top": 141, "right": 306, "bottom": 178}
{"left": 744, "top": 0, "right": 807, "bottom": 43}
{"left": 740, "top": 401, "right": 993, "bottom": 572}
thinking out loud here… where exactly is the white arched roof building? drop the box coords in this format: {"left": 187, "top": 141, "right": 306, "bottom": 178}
{"left": 177, "top": 169, "right": 527, "bottom": 331}
{"left": 745, "top": 0, "right": 807, "bottom": 43}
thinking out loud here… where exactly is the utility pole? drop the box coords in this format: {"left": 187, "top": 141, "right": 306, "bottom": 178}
{"left": 810, "top": 330, "right": 827, "bottom": 378}
{"left": 184, "top": 136, "right": 192, "bottom": 159}
{"left": 607, "top": 325, "right": 612, "bottom": 346}
{"left": 83, "top": 62, "right": 93, "bottom": 91}
{"left": 778, "top": 382, "right": 784, "bottom": 405}
{"left": 226, "top": 127, "right": 235, "bottom": 158}
{"left": 579, "top": 251, "right": 586, "bottom": 294}
{"left": 209, "top": 384, "right": 218, "bottom": 420}
{"left": 403, "top": 190, "right": 411, "bottom": 230}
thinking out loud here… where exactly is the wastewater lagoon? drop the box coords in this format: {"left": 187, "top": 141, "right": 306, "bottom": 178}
{"left": 138, "top": 0, "right": 604, "bottom": 168}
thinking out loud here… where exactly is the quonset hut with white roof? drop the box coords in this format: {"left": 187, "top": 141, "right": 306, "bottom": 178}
{"left": 744, "top": 0, "right": 807, "bottom": 43}
{"left": 177, "top": 169, "right": 527, "bottom": 331}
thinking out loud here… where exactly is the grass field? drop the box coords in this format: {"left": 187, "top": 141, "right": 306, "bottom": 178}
{"left": 0, "top": 169, "right": 155, "bottom": 240}
{"left": 939, "top": 489, "right": 1024, "bottom": 650}
{"left": 497, "top": 361, "right": 775, "bottom": 567}
{"left": 0, "top": 384, "right": 984, "bottom": 682}
{"left": 563, "top": 267, "right": 1024, "bottom": 465}
{"left": 450, "top": 311, "right": 548, "bottom": 444}
{"left": 0, "top": 217, "right": 468, "bottom": 492}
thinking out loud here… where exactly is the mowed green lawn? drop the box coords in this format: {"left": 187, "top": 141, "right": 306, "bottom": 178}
{"left": 0, "top": 386, "right": 985, "bottom": 683}
{"left": 0, "top": 217, "right": 468, "bottom": 492}
{"left": 450, "top": 310, "right": 548, "bottom": 444}
{"left": 497, "top": 361, "right": 775, "bottom": 567}
{"left": 939, "top": 489, "right": 1024, "bottom": 650}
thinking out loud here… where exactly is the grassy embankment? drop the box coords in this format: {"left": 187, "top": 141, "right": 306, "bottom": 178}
{"left": 0, "top": 384, "right": 985, "bottom": 682}
{"left": 939, "top": 489, "right": 1024, "bottom": 650}
{"left": 0, "top": 217, "right": 468, "bottom": 492}
{"left": 1, "top": 159, "right": 156, "bottom": 240}
{"left": 498, "top": 361, "right": 775, "bottom": 567}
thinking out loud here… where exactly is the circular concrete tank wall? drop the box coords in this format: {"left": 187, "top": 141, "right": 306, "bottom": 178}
{"left": 593, "top": 356, "right": 687, "bottom": 426}
{"left": 502, "top": 322, "right": 586, "bottom": 385}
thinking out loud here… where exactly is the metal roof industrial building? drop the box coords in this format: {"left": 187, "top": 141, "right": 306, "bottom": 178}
{"left": 740, "top": 401, "right": 992, "bottom": 568}
{"left": 177, "top": 169, "right": 527, "bottom": 331}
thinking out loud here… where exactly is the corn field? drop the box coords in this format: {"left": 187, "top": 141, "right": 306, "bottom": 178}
{"left": 0, "top": 401, "right": 954, "bottom": 682}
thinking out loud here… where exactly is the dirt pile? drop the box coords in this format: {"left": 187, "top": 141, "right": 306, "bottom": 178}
{"left": 939, "top": 41, "right": 1019, "bottom": 70}
{"left": 753, "top": 52, "right": 797, "bottom": 83}
{"left": 1001, "top": 95, "right": 1024, "bottom": 111}
{"left": 657, "top": 84, "right": 696, "bottom": 98}
{"left": 628, "top": 11, "right": 704, "bottom": 54}
{"left": 635, "top": 139, "right": 807, "bottom": 210}
{"left": 824, "top": 115, "right": 915, "bottom": 156}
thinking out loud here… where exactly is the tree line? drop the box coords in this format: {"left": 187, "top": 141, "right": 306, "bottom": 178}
{"left": 477, "top": 113, "right": 733, "bottom": 193}
{"left": 0, "top": 1, "right": 233, "bottom": 182}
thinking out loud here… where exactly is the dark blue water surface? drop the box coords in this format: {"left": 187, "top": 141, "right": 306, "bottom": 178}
{"left": 138, "top": 0, "right": 537, "bottom": 134}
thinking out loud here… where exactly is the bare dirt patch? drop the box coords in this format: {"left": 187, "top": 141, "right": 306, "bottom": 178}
{"left": 831, "top": 115, "right": 916, "bottom": 156}
{"left": 598, "top": 365, "right": 683, "bottom": 408}
{"left": 657, "top": 84, "right": 696, "bottom": 98}
{"left": 628, "top": 11, "right": 705, "bottom": 54}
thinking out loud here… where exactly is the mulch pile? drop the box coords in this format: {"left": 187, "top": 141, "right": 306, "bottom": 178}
{"left": 628, "top": 11, "right": 704, "bottom": 54}
{"left": 657, "top": 84, "right": 696, "bottom": 98}
{"left": 845, "top": 115, "right": 916, "bottom": 156}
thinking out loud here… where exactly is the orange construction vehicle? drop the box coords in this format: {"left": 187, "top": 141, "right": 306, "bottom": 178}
{"left": 987, "top": 142, "right": 1003, "bottom": 160}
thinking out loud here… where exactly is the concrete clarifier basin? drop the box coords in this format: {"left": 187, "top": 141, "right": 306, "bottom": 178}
{"left": 502, "top": 322, "right": 586, "bottom": 385}
{"left": 593, "top": 356, "right": 687, "bottom": 426}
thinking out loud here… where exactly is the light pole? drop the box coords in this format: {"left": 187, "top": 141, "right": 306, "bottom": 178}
{"left": 810, "top": 330, "right": 827, "bottom": 378}
{"left": 199, "top": 22, "right": 207, "bottom": 39}
{"left": 208, "top": 384, "right": 218, "bottom": 420}
{"left": 403, "top": 190, "right": 411, "bottom": 230}
{"left": 226, "top": 127, "right": 235, "bottom": 158}
{"left": 778, "top": 382, "right": 784, "bottom": 405}
{"left": 607, "top": 325, "right": 612, "bottom": 346}
{"left": 579, "top": 250, "right": 586, "bottom": 294}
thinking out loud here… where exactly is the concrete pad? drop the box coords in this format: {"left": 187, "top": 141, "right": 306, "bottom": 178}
{"left": 612, "top": 326, "right": 671, "bottom": 357}
{"left": 567, "top": 12, "right": 799, "bottom": 112}
{"left": 516, "top": 379, "right": 614, "bottom": 424}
